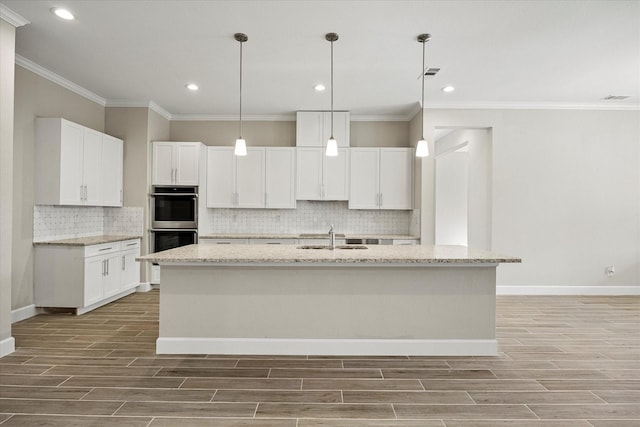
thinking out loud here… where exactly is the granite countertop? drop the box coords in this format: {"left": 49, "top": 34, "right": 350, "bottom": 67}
{"left": 200, "top": 233, "right": 419, "bottom": 240}
{"left": 34, "top": 235, "right": 142, "bottom": 246}
{"left": 139, "top": 243, "right": 520, "bottom": 265}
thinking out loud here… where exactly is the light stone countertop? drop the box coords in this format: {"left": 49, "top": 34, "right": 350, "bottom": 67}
{"left": 139, "top": 243, "right": 520, "bottom": 265}
{"left": 33, "top": 235, "right": 142, "bottom": 246}
{"left": 200, "top": 233, "right": 419, "bottom": 240}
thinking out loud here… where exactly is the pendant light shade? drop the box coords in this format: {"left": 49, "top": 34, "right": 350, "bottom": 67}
{"left": 234, "top": 33, "right": 248, "bottom": 156}
{"left": 325, "top": 32, "right": 339, "bottom": 157}
{"left": 416, "top": 33, "right": 431, "bottom": 158}
{"left": 234, "top": 138, "right": 247, "bottom": 156}
{"left": 326, "top": 137, "right": 338, "bottom": 156}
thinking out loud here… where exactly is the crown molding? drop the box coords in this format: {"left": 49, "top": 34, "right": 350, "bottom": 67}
{"left": 149, "top": 101, "right": 172, "bottom": 121}
{"left": 104, "top": 100, "right": 172, "bottom": 121}
{"left": 0, "top": 4, "right": 30, "bottom": 27}
{"left": 171, "top": 114, "right": 296, "bottom": 122}
{"left": 15, "top": 55, "right": 106, "bottom": 106}
{"left": 425, "top": 102, "right": 640, "bottom": 111}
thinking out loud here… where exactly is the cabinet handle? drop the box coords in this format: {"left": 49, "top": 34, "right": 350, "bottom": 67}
{"left": 106, "top": 259, "right": 109, "bottom": 276}
{"left": 102, "top": 259, "right": 106, "bottom": 276}
{"left": 126, "top": 242, "right": 137, "bottom": 247}
{"left": 99, "top": 247, "right": 113, "bottom": 251}
{"left": 122, "top": 255, "right": 126, "bottom": 270}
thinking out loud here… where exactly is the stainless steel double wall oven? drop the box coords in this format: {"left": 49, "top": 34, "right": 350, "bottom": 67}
{"left": 149, "top": 186, "right": 198, "bottom": 253}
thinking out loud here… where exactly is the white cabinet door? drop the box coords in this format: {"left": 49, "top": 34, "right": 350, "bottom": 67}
{"left": 206, "top": 147, "right": 236, "bottom": 207}
{"left": 296, "top": 112, "right": 324, "bottom": 147}
{"left": 152, "top": 142, "right": 175, "bottom": 185}
{"left": 236, "top": 148, "right": 265, "bottom": 208}
{"left": 102, "top": 254, "right": 121, "bottom": 298}
{"left": 296, "top": 147, "right": 323, "bottom": 200}
{"left": 58, "top": 120, "right": 84, "bottom": 205}
{"left": 120, "top": 240, "right": 140, "bottom": 291}
{"left": 176, "top": 143, "right": 200, "bottom": 185}
{"left": 101, "top": 135, "right": 123, "bottom": 207}
{"left": 266, "top": 148, "right": 295, "bottom": 208}
{"left": 84, "top": 256, "right": 104, "bottom": 306}
{"left": 82, "top": 128, "right": 102, "bottom": 206}
{"left": 297, "top": 111, "right": 350, "bottom": 148}
{"left": 349, "top": 148, "right": 380, "bottom": 209}
{"left": 379, "top": 148, "right": 413, "bottom": 210}
{"left": 322, "top": 111, "right": 350, "bottom": 147}
{"left": 323, "top": 148, "right": 349, "bottom": 200}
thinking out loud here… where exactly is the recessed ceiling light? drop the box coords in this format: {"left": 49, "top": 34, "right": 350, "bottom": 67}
{"left": 314, "top": 84, "right": 326, "bottom": 92}
{"left": 442, "top": 86, "right": 455, "bottom": 93}
{"left": 51, "top": 8, "right": 75, "bottom": 20}
{"left": 185, "top": 83, "right": 199, "bottom": 91}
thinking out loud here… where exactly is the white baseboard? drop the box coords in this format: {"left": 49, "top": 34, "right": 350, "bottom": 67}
{"left": 0, "top": 337, "right": 15, "bottom": 357}
{"left": 156, "top": 338, "right": 497, "bottom": 356}
{"left": 11, "top": 304, "right": 41, "bottom": 323}
{"left": 136, "top": 282, "right": 152, "bottom": 292}
{"left": 497, "top": 285, "right": 640, "bottom": 295}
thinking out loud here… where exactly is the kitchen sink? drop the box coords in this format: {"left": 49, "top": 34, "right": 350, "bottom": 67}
{"left": 296, "top": 245, "right": 367, "bottom": 250}
{"left": 299, "top": 233, "right": 346, "bottom": 238}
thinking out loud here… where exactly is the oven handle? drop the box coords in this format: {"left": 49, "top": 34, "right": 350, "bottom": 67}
{"left": 149, "top": 228, "right": 198, "bottom": 232}
{"left": 150, "top": 193, "right": 198, "bottom": 197}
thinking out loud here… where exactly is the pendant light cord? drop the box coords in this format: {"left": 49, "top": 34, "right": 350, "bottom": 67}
{"left": 421, "top": 37, "right": 425, "bottom": 140}
{"left": 330, "top": 37, "right": 334, "bottom": 139}
{"left": 239, "top": 39, "right": 243, "bottom": 139}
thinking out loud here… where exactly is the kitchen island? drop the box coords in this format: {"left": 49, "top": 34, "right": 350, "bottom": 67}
{"left": 139, "top": 244, "right": 520, "bottom": 356}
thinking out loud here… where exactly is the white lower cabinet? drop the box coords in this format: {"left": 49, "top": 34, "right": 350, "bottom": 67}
{"left": 35, "top": 239, "right": 141, "bottom": 314}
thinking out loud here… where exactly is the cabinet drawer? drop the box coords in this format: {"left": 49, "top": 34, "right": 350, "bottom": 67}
{"left": 120, "top": 239, "right": 141, "bottom": 250}
{"left": 84, "top": 242, "right": 120, "bottom": 257}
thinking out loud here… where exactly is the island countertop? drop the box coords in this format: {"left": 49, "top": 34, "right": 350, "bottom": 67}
{"left": 139, "top": 243, "right": 520, "bottom": 265}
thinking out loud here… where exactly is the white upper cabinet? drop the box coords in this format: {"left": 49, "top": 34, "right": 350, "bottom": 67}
{"left": 35, "top": 118, "right": 123, "bottom": 207}
{"left": 296, "top": 111, "right": 350, "bottom": 147}
{"left": 349, "top": 148, "right": 413, "bottom": 210}
{"left": 207, "top": 147, "right": 295, "bottom": 209}
{"left": 265, "top": 148, "right": 296, "bottom": 208}
{"left": 100, "top": 134, "right": 124, "bottom": 207}
{"left": 296, "top": 147, "right": 349, "bottom": 201}
{"left": 236, "top": 147, "right": 266, "bottom": 208}
{"left": 206, "top": 147, "right": 236, "bottom": 207}
{"left": 152, "top": 141, "right": 202, "bottom": 186}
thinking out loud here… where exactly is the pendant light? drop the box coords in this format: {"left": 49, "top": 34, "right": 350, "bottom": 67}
{"left": 325, "top": 32, "right": 339, "bottom": 157}
{"left": 234, "top": 33, "right": 248, "bottom": 156}
{"left": 415, "top": 33, "right": 431, "bottom": 157}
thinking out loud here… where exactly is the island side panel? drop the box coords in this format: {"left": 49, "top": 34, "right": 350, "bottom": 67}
{"left": 158, "top": 264, "right": 496, "bottom": 355}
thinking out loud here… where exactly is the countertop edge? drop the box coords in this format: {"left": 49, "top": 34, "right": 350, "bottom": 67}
{"left": 34, "top": 235, "right": 142, "bottom": 246}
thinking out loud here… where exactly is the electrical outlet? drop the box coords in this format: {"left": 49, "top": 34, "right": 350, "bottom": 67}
{"left": 605, "top": 266, "right": 615, "bottom": 277}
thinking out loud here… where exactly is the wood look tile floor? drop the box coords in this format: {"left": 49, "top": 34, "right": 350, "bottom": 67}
{"left": 1, "top": 291, "right": 638, "bottom": 426}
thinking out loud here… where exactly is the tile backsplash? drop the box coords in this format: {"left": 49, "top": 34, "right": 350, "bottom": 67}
{"left": 202, "top": 201, "right": 412, "bottom": 235}
{"left": 34, "top": 205, "right": 143, "bottom": 242}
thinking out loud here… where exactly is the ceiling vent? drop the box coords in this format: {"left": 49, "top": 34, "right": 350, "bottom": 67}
{"left": 424, "top": 67, "right": 440, "bottom": 76}
{"left": 417, "top": 67, "right": 440, "bottom": 79}
{"left": 601, "top": 95, "right": 630, "bottom": 100}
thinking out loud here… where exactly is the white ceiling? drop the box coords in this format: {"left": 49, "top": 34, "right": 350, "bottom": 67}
{"left": 3, "top": 0, "right": 639, "bottom": 119}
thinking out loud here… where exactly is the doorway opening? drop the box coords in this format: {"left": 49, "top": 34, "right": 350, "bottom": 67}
{"left": 434, "top": 128, "right": 492, "bottom": 249}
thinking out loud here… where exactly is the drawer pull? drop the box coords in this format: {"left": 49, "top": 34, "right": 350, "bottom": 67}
{"left": 99, "top": 247, "right": 113, "bottom": 251}
{"left": 126, "top": 242, "right": 138, "bottom": 247}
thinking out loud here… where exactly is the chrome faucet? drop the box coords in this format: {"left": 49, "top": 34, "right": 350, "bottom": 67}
{"left": 328, "top": 224, "right": 336, "bottom": 249}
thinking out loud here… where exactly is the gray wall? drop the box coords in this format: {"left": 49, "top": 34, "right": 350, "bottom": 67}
{"left": 170, "top": 120, "right": 411, "bottom": 148}
{"left": 12, "top": 66, "right": 105, "bottom": 311}
{"left": 421, "top": 109, "right": 640, "bottom": 288}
